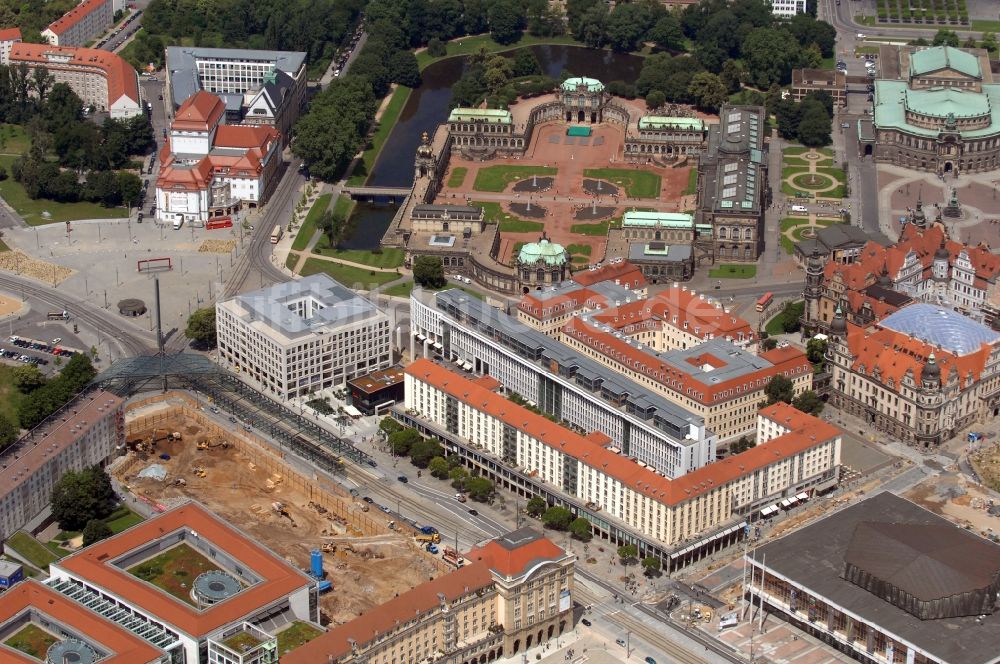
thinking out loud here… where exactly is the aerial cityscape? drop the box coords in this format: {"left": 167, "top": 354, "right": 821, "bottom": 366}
{"left": 0, "top": 0, "right": 998, "bottom": 663}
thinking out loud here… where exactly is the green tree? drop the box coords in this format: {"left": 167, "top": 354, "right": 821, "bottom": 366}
{"left": 60, "top": 353, "right": 95, "bottom": 391}
{"left": 12, "top": 364, "right": 46, "bottom": 392}
{"left": 389, "top": 428, "right": 422, "bottom": 456}
{"left": 649, "top": 14, "right": 683, "bottom": 52}
{"left": 687, "top": 71, "right": 728, "bottom": 111}
{"left": 796, "top": 98, "right": 832, "bottom": 147}
{"left": 409, "top": 438, "right": 444, "bottom": 468}
{"left": 806, "top": 338, "right": 828, "bottom": 364}
{"left": 526, "top": 496, "right": 547, "bottom": 517}
{"left": 730, "top": 435, "right": 755, "bottom": 454}
{"left": 414, "top": 256, "right": 446, "bottom": 288}
{"left": 82, "top": 518, "right": 113, "bottom": 546}
{"left": 428, "top": 456, "right": 450, "bottom": 479}
{"left": 765, "top": 375, "right": 795, "bottom": 405}
{"left": 642, "top": 556, "right": 662, "bottom": 575}
{"left": 932, "top": 29, "right": 960, "bottom": 47}
{"left": 379, "top": 416, "right": 404, "bottom": 437}
{"left": 465, "top": 476, "right": 494, "bottom": 501}
{"left": 741, "top": 27, "right": 801, "bottom": 88}
{"left": 449, "top": 466, "right": 469, "bottom": 490}
{"left": 51, "top": 466, "right": 117, "bottom": 531}
{"left": 761, "top": 338, "right": 778, "bottom": 351}
{"left": 426, "top": 37, "right": 447, "bottom": 58}
{"left": 0, "top": 413, "right": 17, "bottom": 453}
{"left": 184, "top": 307, "right": 217, "bottom": 347}
{"left": 541, "top": 505, "right": 574, "bottom": 530}
{"left": 617, "top": 543, "right": 639, "bottom": 564}
{"left": 569, "top": 517, "right": 592, "bottom": 541}
{"left": 719, "top": 59, "right": 745, "bottom": 93}
{"left": 645, "top": 90, "right": 665, "bottom": 110}
{"left": 792, "top": 390, "right": 824, "bottom": 415}
{"left": 488, "top": 0, "right": 524, "bottom": 45}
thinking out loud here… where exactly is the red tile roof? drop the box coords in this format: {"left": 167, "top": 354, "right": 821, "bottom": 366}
{"left": 465, "top": 537, "right": 566, "bottom": 578}
{"left": 0, "top": 27, "right": 21, "bottom": 41}
{"left": 55, "top": 502, "right": 313, "bottom": 637}
{"left": 280, "top": 563, "right": 493, "bottom": 664}
{"left": 172, "top": 91, "right": 226, "bottom": 132}
{"left": 572, "top": 261, "right": 647, "bottom": 290}
{"left": 517, "top": 284, "right": 612, "bottom": 322}
{"left": 156, "top": 157, "right": 214, "bottom": 191}
{"left": 405, "top": 359, "right": 840, "bottom": 507}
{"left": 9, "top": 42, "right": 139, "bottom": 104}
{"left": 214, "top": 124, "right": 279, "bottom": 150}
{"left": 45, "top": 0, "right": 110, "bottom": 36}
{"left": 0, "top": 580, "right": 163, "bottom": 664}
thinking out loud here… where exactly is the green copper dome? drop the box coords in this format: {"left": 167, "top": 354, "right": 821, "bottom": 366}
{"left": 518, "top": 239, "right": 568, "bottom": 266}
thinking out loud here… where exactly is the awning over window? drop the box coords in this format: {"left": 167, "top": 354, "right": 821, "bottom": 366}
{"left": 462, "top": 361, "right": 473, "bottom": 371}
{"left": 795, "top": 492, "right": 809, "bottom": 501}
{"left": 343, "top": 405, "right": 362, "bottom": 417}
{"left": 432, "top": 342, "right": 443, "bottom": 350}
{"left": 416, "top": 333, "right": 426, "bottom": 341}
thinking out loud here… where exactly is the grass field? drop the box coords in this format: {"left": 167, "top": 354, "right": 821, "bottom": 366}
{"left": 708, "top": 264, "right": 757, "bottom": 279}
{"left": 128, "top": 543, "right": 226, "bottom": 606}
{"left": 383, "top": 280, "right": 485, "bottom": 300}
{"left": 325, "top": 248, "right": 405, "bottom": 268}
{"left": 682, "top": 168, "right": 698, "bottom": 196}
{"left": 105, "top": 506, "right": 144, "bottom": 534}
{"left": 783, "top": 146, "right": 833, "bottom": 158}
{"left": 447, "top": 167, "right": 468, "bottom": 188}
{"left": 0, "top": 364, "right": 26, "bottom": 428}
{"left": 285, "top": 252, "right": 299, "bottom": 270}
{"left": 0, "top": 124, "right": 31, "bottom": 154}
{"left": 300, "top": 258, "right": 400, "bottom": 289}
{"left": 277, "top": 622, "right": 325, "bottom": 656}
{"left": 780, "top": 217, "right": 810, "bottom": 232}
{"left": 473, "top": 165, "right": 557, "bottom": 192}
{"left": 6, "top": 531, "right": 61, "bottom": 571}
{"left": 292, "top": 193, "right": 332, "bottom": 251}
{"left": 569, "top": 221, "right": 610, "bottom": 236}
{"left": 5, "top": 624, "right": 59, "bottom": 659}
{"left": 348, "top": 85, "right": 412, "bottom": 186}
{"left": 472, "top": 200, "right": 544, "bottom": 232}
{"left": 582, "top": 168, "right": 661, "bottom": 198}
{"left": 0, "top": 156, "right": 129, "bottom": 225}
{"left": 566, "top": 243, "right": 592, "bottom": 256}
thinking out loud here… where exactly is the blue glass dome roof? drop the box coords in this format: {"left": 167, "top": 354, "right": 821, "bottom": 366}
{"left": 879, "top": 304, "right": 1000, "bottom": 356}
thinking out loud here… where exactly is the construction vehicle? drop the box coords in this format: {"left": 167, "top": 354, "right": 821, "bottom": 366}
{"left": 193, "top": 467, "right": 207, "bottom": 478}
{"left": 415, "top": 533, "right": 441, "bottom": 544}
{"left": 442, "top": 547, "right": 464, "bottom": 567}
{"left": 272, "top": 502, "right": 296, "bottom": 526}
{"left": 197, "top": 440, "right": 229, "bottom": 451}
{"left": 321, "top": 542, "right": 336, "bottom": 553}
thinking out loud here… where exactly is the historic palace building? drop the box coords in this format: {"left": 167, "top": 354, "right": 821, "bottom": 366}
{"left": 695, "top": 105, "right": 769, "bottom": 263}
{"left": 803, "top": 223, "right": 1000, "bottom": 334}
{"left": 826, "top": 303, "right": 1000, "bottom": 446}
{"left": 861, "top": 45, "right": 1000, "bottom": 174}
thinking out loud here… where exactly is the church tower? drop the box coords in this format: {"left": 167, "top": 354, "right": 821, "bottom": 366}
{"left": 804, "top": 248, "right": 825, "bottom": 332}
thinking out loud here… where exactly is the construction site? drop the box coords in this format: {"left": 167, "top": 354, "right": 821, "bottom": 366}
{"left": 113, "top": 392, "right": 445, "bottom": 626}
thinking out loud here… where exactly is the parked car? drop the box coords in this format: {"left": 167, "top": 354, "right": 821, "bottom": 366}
{"left": 581, "top": 618, "right": 592, "bottom": 627}
{"left": 616, "top": 638, "right": 626, "bottom": 647}
{"left": 362, "top": 496, "right": 374, "bottom": 504}
{"left": 397, "top": 475, "right": 408, "bottom": 483}
{"left": 467, "top": 509, "right": 478, "bottom": 516}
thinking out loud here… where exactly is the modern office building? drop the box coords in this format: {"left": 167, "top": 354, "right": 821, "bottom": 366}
{"left": 406, "top": 360, "right": 841, "bottom": 548}
{"left": 803, "top": 223, "right": 1000, "bottom": 333}
{"left": 0, "top": 390, "right": 123, "bottom": 542}
{"left": 283, "top": 529, "right": 574, "bottom": 663}
{"left": 48, "top": 502, "right": 318, "bottom": 664}
{"left": 0, "top": 27, "right": 21, "bottom": 65}
{"left": 790, "top": 68, "right": 847, "bottom": 107}
{"left": 0, "top": 560, "right": 24, "bottom": 589}
{"left": 863, "top": 45, "right": 1000, "bottom": 174}
{"left": 827, "top": 303, "right": 1000, "bottom": 446}
{"left": 155, "top": 91, "right": 281, "bottom": 224}
{"left": 165, "top": 47, "right": 307, "bottom": 144}
{"left": 0, "top": 580, "right": 167, "bottom": 663}
{"left": 217, "top": 274, "right": 391, "bottom": 399}
{"left": 696, "top": 105, "right": 769, "bottom": 263}
{"left": 346, "top": 367, "right": 405, "bottom": 416}
{"left": 746, "top": 492, "right": 1000, "bottom": 664}
{"left": 411, "top": 289, "right": 715, "bottom": 478}
{"left": 8, "top": 43, "right": 141, "bottom": 118}
{"left": 42, "top": 0, "right": 113, "bottom": 47}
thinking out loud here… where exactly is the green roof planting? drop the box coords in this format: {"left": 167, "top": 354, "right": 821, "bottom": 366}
{"left": 909, "top": 46, "right": 981, "bottom": 80}
{"left": 518, "top": 239, "right": 567, "bottom": 266}
{"left": 873, "top": 80, "right": 1000, "bottom": 138}
{"left": 448, "top": 108, "right": 513, "bottom": 124}
{"left": 622, "top": 211, "right": 694, "bottom": 228}
{"left": 638, "top": 117, "right": 704, "bottom": 131}
{"left": 561, "top": 77, "right": 604, "bottom": 93}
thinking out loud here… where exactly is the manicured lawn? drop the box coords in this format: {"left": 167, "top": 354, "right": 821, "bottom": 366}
{"left": 569, "top": 221, "right": 610, "bottom": 236}
{"left": 447, "top": 167, "right": 468, "bottom": 188}
{"left": 128, "top": 543, "right": 226, "bottom": 606}
{"left": 326, "top": 248, "right": 405, "bottom": 268}
{"left": 473, "top": 165, "right": 557, "bottom": 192}
{"left": 312, "top": 195, "right": 357, "bottom": 252}
{"left": 6, "top": 531, "right": 60, "bottom": 571}
{"left": 582, "top": 168, "right": 661, "bottom": 198}
{"left": 349, "top": 85, "right": 412, "bottom": 186}
{"left": 415, "top": 33, "right": 582, "bottom": 70}
{"left": 471, "top": 200, "right": 544, "bottom": 232}
{"left": 300, "top": 258, "right": 400, "bottom": 289}
{"left": 0, "top": 124, "right": 30, "bottom": 154}
{"left": 682, "top": 168, "right": 698, "bottom": 196}
{"left": 708, "top": 264, "right": 757, "bottom": 279}
{"left": 105, "top": 506, "right": 144, "bottom": 534}
{"left": 277, "top": 622, "right": 325, "bottom": 656}
{"left": 382, "top": 280, "right": 415, "bottom": 298}
{"left": 566, "top": 243, "right": 592, "bottom": 256}
{"left": 292, "top": 193, "right": 331, "bottom": 251}
{"left": 780, "top": 217, "right": 810, "bottom": 232}
{"left": 765, "top": 301, "right": 803, "bottom": 335}
{"left": 972, "top": 20, "right": 1000, "bottom": 32}
{"left": 817, "top": 167, "right": 847, "bottom": 184}
{"left": 783, "top": 146, "right": 832, "bottom": 159}
{"left": 0, "top": 364, "right": 25, "bottom": 428}
{"left": 780, "top": 235, "right": 795, "bottom": 255}
{"left": 0, "top": 156, "right": 129, "bottom": 225}
{"left": 285, "top": 252, "right": 300, "bottom": 270}
{"left": 5, "top": 624, "right": 59, "bottom": 659}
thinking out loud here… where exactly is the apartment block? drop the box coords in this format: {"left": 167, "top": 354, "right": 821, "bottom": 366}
{"left": 217, "top": 274, "right": 391, "bottom": 399}
{"left": 42, "top": 0, "right": 114, "bottom": 47}
{"left": 0, "top": 27, "right": 21, "bottom": 65}
{"left": 405, "top": 360, "right": 841, "bottom": 548}
{"left": 412, "top": 289, "right": 716, "bottom": 479}
{"left": 0, "top": 390, "right": 123, "bottom": 541}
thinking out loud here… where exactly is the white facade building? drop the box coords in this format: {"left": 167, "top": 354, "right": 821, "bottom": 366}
{"left": 0, "top": 27, "right": 21, "bottom": 66}
{"left": 771, "top": 0, "right": 807, "bottom": 17}
{"left": 411, "top": 289, "right": 715, "bottom": 478}
{"left": 42, "top": 0, "right": 114, "bottom": 47}
{"left": 217, "top": 274, "right": 392, "bottom": 399}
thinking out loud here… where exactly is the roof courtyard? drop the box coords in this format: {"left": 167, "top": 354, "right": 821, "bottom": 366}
{"left": 126, "top": 542, "right": 231, "bottom": 607}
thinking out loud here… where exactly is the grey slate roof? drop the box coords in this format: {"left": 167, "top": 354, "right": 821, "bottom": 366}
{"left": 167, "top": 46, "right": 306, "bottom": 108}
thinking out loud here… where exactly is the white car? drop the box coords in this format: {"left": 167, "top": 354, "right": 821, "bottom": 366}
{"left": 857, "top": 33, "right": 866, "bottom": 39}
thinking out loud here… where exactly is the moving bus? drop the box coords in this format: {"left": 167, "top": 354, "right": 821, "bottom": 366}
{"left": 755, "top": 292, "right": 774, "bottom": 312}
{"left": 270, "top": 225, "right": 282, "bottom": 244}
